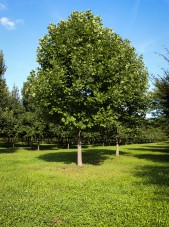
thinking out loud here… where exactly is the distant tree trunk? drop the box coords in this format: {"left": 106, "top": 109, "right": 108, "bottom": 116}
{"left": 116, "top": 136, "right": 119, "bottom": 156}
{"left": 67, "top": 138, "right": 69, "bottom": 149}
{"left": 30, "top": 136, "right": 33, "bottom": 149}
{"left": 12, "top": 137, "right": 15, "bottom": 148}
{"left": 37, "top": 136, "right": 40, "bottom": 150}
{"left": 77, "top": 129, "right": 82, "bottom": 166}
{"left": 27, "top": 137, "right": 30, "bottom": 147}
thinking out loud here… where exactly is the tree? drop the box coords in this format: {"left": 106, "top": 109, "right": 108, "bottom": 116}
{"left": 0, "top": 50, "right": 6, "bottom": 77}
{"left": 8, "top": 85, "right": 24, "bottom": 146}
{"left": 22, "top": 74, "right": 45, "bottom": 150}
{"left": 0, "top": 50, "right": 9, "bottom": 110}
{"left": 0, "top": 83, "right": 24, "bottom": 146}
{"left": 152, "top": 48, "right": 169, "bottom": 135}
{"left": 0, "top": 50, "right": 12, "bottom": 139}
{"left": 26, "top": 10, "right": 148, "bottom": 165}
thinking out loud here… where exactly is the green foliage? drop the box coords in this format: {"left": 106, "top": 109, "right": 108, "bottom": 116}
{"left": 0, "top": 84, "right": 24, "bottom": 147}
{"left": 134, "top": 126, "right": 167, "bottom": 143}
{"left": 19, "top": 111, "right": 45, "bottom": 145}
{"left": 22, "top": 70, "right": 37, "bottom": 112}
{"left": 153, "top": 75, "right": 169, "bottom": 118}
{"left": 0, "top": 142, "right": 169, "bottom": 226}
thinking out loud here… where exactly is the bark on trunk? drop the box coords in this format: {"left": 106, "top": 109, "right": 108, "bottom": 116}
{"left": 77, "top": 130, "right": 82, "bottom": 166}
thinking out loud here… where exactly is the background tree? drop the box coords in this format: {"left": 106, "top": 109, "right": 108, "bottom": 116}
{"left": 0, "top": 50, "right": 9, "bottom": 110}
{"left": 0, "top": 50, "right": 6, "bottom": 76}
{"left": 22, "top": 73, "right": 45, "bottom": 149}
{"left": 0, "top": 50, "right": 11, "bottom": 140}
{"left": 25, "top": 10, "right": 149, "bottom": 165}
{"left": 0, "top": 83, "right": 23, "bottom": 146}
{"left": 152, "top": 48, "right": 169, "bottom": 136}
{"left": 8, "top": 85, "right": 24, "bottom": 146}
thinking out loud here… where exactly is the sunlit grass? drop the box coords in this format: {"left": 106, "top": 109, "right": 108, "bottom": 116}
{"left": 0, "top": 142, "right": 169, "bottom": 226}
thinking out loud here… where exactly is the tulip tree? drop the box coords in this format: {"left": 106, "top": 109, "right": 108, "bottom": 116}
{"left": 26, "top": 10, "right": 148, "bottom": 166}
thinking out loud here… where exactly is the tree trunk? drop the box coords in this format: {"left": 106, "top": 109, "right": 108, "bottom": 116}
{"left": 116, "top": 136, "right": 119, "bottom": 156}
{"left": 77, "top": 130, "right": 82, "bottom": 166}
{"left": 30, "top": 136, "right": 33, "bottom": 149}
{"left": 67, "top": 138, "right": 69, "bottom": 149}
{"left": 12, "top": 137, "right": 15, "bottom": 148}
{"left": 27, "top": 137, "right": 30, "bottom": 147}
{"left": 37, "top": 137, "right": 40, "bottom": 151}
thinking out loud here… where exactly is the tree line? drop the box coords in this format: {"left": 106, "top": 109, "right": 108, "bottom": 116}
{"left": 0, "top": 11, "right": 168, "bottom": 165}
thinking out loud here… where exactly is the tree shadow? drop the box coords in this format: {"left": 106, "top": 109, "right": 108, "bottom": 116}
{"left": 38, "top": 150, "right": 77, "bottom": 164}
{"left": 134, "top": 153, "right": 169, "bottom": 163}
{"left": 130, "top": 144, "right": 169, "bottom": 201}
{"left": 126, "top": 146, "right": 169, "bottom": 153}
{"left": 37, "top": 148, "right": 126, "bottom": 165}
{"left": 134, "top": 165, "right": 169, "bottom": 201}
{"left": 127, "top": 143, "right": 169, "bottom": 163}
{"left": 0, "top": 147, "right": 19, "bottom": 154}
{"left": 135, "top": 165, "right": 169, "bottom": 186}
{"left": 83, "top": 149, "right": 126, "bottom": 165}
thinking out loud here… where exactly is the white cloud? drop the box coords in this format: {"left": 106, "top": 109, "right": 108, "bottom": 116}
{"left": 0, "top": 17, "right": 15, "bottom": 30}
{"left": 0, "top": 17, "right": 23, "bottom": 30}
{"left": 0, "top": 3, "right": 7, "bottom": 10}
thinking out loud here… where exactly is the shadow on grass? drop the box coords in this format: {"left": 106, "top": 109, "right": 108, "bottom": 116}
{"left": 0, "top": 147, "right": 19, "bottom": 154}
{"left": 133, "top": 153, "right": 169, "bottom": 163}
{"left": 126, "top": 143, "right": 169, "bottom": 163}
{"left": 127, "top": 146, "right": 169, "bottom": 153}
{"left": 135, "top": 165, "right": 169, "bottom": 187}
{"left": 38, "top": 148, "right": 125, "bottom": 165}
{"left": 134, "top": 165, "right": 169, "bottom": 202}
{"left": 132, "top": 143, "right": 169, "bottom": 200}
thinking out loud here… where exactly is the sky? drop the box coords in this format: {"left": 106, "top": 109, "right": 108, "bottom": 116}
{"left": 0, "top": 0, "right": 169, "bottom": 92}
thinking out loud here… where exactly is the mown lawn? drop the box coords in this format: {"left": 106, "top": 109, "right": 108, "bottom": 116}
{"left": 0, "top": 142, "right": 169, "bottom": 226}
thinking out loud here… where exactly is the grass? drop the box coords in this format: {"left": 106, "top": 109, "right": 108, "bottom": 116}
{"left": 0, "top": 142, "right": 169, "bottom": 226}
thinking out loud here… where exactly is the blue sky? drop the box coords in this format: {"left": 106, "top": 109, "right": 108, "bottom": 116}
{"left": 0, "top": 0, "right": 169, "bottom": 91}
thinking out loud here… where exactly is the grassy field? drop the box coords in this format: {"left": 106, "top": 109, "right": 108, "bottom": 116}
{"left": 0, "top": 142, "right": 169, "bottom": 226}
